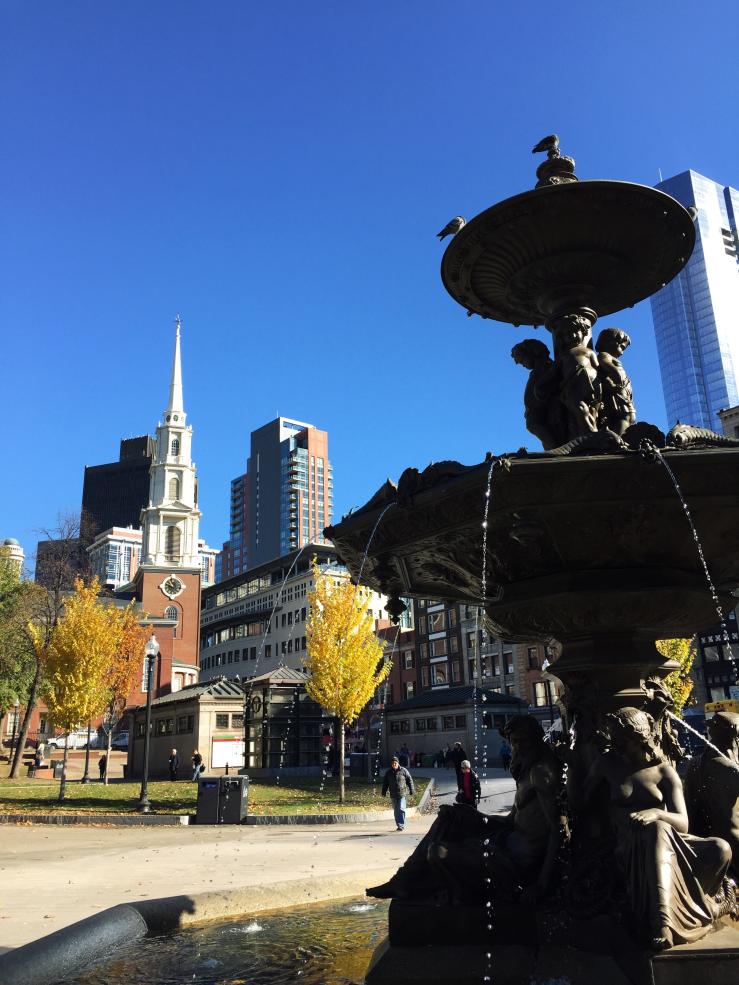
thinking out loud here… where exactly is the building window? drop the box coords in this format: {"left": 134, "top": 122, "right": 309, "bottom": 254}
{"left": 404, "top": 681, "right": 415, "bottom": 699}
{"left": 455, "top": 714, "right": 466, "bottom": 729}
{"left": 415, "top": 718, "right": 427, "bottom": 731}
{"left": 155, "top": 718, "right": 175, "bottom": 735}
{"left": 177, "top": 715, "right": 194, "bottom": 733}
{"left": 165, "top": 526, "right": 181, "bottom": 561}
{"left": 442, "top": 715, "right": 456, "bottom": 730}
{"left": 421, "top": 666, "right": 429, "bottom": 688}
{"left": 452, "top": 661, "right": 461, "bottom": 682}
{"left": 431, "top": 663, "right": 448, "bottom": 686}
{"left": 171, "top": 438, "right": 180, "bottom": 456}
{"left": 215, "top": 713, "right": 229, "bottom": 729}
{"left": 168, "top": 476, "right": 180, "bottom": 500}
{"left": 403, "top": 650, "right": 414, "bottom": 669}
{"left": 232, "top": 713, "right": 244, "bottom": 728}
{"left": 449, "top": 636, "right": 459, "bottom": 654}
{"left": 527, "top": 647, "right": 540, "bottom": 670}
{"left": 504, "top": 650, "right": 514, "bottom": 675}
{"left": 428, "top": 612, "right": 445, "bottom": 633}
{"left": 468, "top": 658, "right": 477, "bottom": 681}
{"left": 426, "top": 717, "right": 438, "bottom": 731}
{"left": 419, "top": 616, "right": 427, "bottom": 635}
{"left": 430, "top": 639, "right": 447, "bottom": 658}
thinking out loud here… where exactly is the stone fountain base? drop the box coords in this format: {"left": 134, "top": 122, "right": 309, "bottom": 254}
{"left": 365, "top": 902, "right": 739, "bottom": 985}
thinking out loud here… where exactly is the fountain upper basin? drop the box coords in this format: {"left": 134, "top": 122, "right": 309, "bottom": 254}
{"left": 440, "top": 180, "right": 695, "bottom": 324}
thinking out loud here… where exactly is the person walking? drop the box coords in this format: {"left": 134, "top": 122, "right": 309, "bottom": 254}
{"left": 191, "top": 749, "right": 203, "bottom": 780}
{"left": 169, "top": 748, "right": 179, "bottom": 781}
{"left": 500, "top": 739, "right": 512, "bottom": 773}
{"left": 398, "top": 743, "right": 410, "bottom": 768}
{"left": 98, "top": 753, "right": 107, "bottom": 781}
{"left": 450, "top": 741, "right": 468, "bottom": 789}
{"left": 455, "top": 760, "right": 481, "bottom": 807}
{"left": 381, "top": 755, "right": 415, "bottom": 831}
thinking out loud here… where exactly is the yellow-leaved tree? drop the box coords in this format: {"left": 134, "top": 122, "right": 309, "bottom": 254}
{"left": 656, "top": 638, "right": 696, "bottom": 717}
{"left": 100, "top": 606, "right": 150, "bottom": 784}
{"left": 304, "top": 560, "right": 389, "bottom": 803}
{"left": 41, "top": 579, "right": 127, "bottom": 801}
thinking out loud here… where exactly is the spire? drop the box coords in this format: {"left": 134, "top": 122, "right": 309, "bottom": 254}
{"left": 166, "top": 314, "right": 184, "bottom": 414}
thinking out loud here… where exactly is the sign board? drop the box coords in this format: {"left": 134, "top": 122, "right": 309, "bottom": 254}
{"left": 704, "top": 700, "right": 739, "bottom": 714}
{"left": 211, "top": 735, "right": 245, "bottom": 768}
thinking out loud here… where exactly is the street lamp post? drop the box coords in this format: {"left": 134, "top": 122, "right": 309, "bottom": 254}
{"left": 81, "top": 721, "right": 93, "bottom": 784}
{"left": 136, "top": 634, "right": 160, "bottom": 814}
{"left": 9, "top": 698, "right": 20, "bottom": 758}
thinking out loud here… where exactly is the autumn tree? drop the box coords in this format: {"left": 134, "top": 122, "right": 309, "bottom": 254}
{"left": 41, "top": 579, "right": 125, "bottom": 800}
{"left": 0, "top": 548, "right": 38, "bottom": 721}
{"left": 304, "top": 561, "right": 389, "bottom": 803}
{"left": 656, "top": 638, "right": 696, "bottom": 717}
{"left": 100, "top": 607, "right": 149, "bottom": 784}
{"left": 9, "top": 516, "right": 86, "bottom": 778}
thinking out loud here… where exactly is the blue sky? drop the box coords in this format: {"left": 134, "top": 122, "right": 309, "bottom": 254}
{"left": 2, "top": 2, "right": 738, "bottom": 557}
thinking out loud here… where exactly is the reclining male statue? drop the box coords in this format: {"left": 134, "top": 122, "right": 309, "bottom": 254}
{"left": 367, "top": 716, "right": 566, "bottom": 905}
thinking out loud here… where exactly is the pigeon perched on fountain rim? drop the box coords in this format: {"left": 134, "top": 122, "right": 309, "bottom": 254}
{"left": 436, "top": 216, "right": 466, "bottom": 240}
{"left": 532, "top": 134, "right": 560, "bottom": 155}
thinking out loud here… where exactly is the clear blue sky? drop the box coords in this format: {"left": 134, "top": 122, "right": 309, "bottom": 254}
{"left": 2, "top": 2, "right": 738, "bottom": 558}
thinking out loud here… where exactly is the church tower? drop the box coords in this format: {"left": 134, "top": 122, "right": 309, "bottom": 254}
{"left": 133, "top": 317, "right": 202, "bottom": 699}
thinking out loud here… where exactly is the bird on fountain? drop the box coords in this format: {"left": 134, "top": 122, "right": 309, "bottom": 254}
{"left": 532, "top": 134, "right": 560, "bottom": 157}
{"left": 436, "top": 216, "right": 466, "bottom": 240}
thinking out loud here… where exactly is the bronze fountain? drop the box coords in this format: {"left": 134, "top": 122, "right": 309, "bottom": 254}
{"left": 325, "top": 138, "right": 739, "bottom": 985}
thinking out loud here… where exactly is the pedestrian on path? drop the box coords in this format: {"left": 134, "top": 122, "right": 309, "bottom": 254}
{"left": 500, "top": 739, "right": 512, "bottom": 773}
{"left": 191, "top": 749, "right": 203, "bottom": 780}
{"left": 169, "top": 748, "right": 179, "bottom": 781}
{"left": 382, "top": 755, "right": 415, "bottom": 831}
{"left": 455, "top": 760, "right": 481, "bottom": 807}
{"left": 450, "top": 742, "right": 468, "bottom": 789}
{"left": 98, "top": 754, "right": 107, "bottom": 781}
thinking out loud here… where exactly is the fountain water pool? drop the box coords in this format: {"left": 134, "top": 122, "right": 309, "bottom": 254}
{"left": 60, "top": 899, "right": 389, "bottom": 985}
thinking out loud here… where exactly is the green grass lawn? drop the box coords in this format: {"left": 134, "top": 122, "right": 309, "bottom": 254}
{"left": 0, "top": 776, "right": 428, "bottom": 816}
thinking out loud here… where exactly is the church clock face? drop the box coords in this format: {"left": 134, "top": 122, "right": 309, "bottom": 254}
{"left": 159, "top": 575, "right": 185, "bottom": 600}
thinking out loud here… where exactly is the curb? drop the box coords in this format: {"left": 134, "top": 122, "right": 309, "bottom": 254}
{"left": 0, "top": 812, "right": 190, "bottom": 826}
{"left": 0, "top": 868, "right": 398, "bottom": 985}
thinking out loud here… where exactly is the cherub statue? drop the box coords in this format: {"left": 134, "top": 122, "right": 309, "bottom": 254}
{"left": 596, "top": 328, "right": 636, "bottom": 435}
{"left": 511, "top": 339, "right": 567, "bottom": 450}
{"left": 550, "top": 313, "right": 601, "bottom": 438}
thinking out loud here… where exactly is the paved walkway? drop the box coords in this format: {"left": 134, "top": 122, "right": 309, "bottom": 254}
{"left": 0, "top": 769, "right": 515, "bottom": 954}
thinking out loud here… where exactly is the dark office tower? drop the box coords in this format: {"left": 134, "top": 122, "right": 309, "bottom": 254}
{"left": 220, "top": 417, "right": 334, "bottom": 577}
{"left": 80, "top": 436, "right": 155, "bottom": 542}
{"left": 649, "top": 171, "right": 739, "bottom": 431}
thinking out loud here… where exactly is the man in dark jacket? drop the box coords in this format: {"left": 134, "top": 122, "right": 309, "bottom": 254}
{"left": 382, "top": 755, "right": 415, "bottom": 831}
{"left": 169, "top": 748, "right": 179, "bottom": 781}
{"left": 450, "top": 742, "right": 468, "bottom": 789}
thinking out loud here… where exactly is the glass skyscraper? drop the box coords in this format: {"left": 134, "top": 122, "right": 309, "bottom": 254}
{"left": 649, "top": 170, "right": 739, "bottom": 431}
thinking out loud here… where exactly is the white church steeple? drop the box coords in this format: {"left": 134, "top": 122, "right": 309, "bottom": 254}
{"left": 140, "top": 317, "right": 201, "bottom": 569}
{"left": 166, "top": 314, "right": 185, "bottom": 422}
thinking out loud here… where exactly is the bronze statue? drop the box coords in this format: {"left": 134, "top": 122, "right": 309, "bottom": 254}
{"left": 511, "top": 339, "right": 566, "bottom": 450}
{"left": 366, "top": 716, "right": 565, "bottom": 904}
{"left": 596, "top": 328, "right": 636, "bottom": 435}
{"left": 684, "top": 712, "right": 739, "bottom": 880}
{"left": 580, "top": 708, "right": 732, "bottom": 950}
{"left": 550, "top": 313, "right": 601, "bottom": 439}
